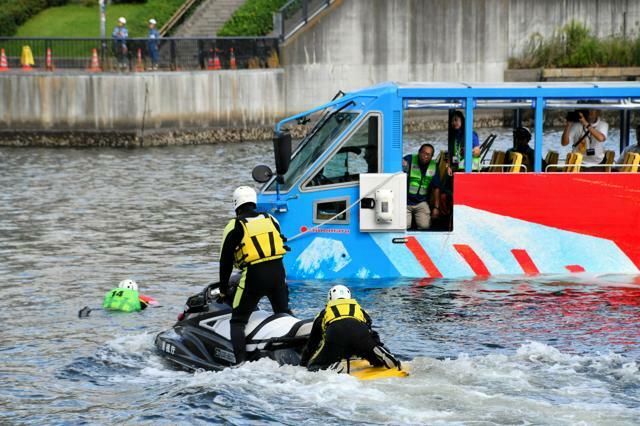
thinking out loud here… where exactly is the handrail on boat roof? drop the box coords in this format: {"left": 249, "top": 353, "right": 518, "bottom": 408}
{"left": 405, "top": 98, "right": 640, "bottom": 110}
{"left": 394, "top": 81, "right": 640, "bottom": 102}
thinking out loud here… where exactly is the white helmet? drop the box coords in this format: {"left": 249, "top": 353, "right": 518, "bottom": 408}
{"left": 118, "top": 279, "right": 138, "bottom": 292}
{"left": 327, "top": 285, "right": 351, "bottom": 301}
{"left": 149, "top": 18, "right": 157, "bottom": 25}
{"left": 118, "top": 17, "right": 126, "bottom": 24}
{"left": 232, "top": 186, "right": 257, "bottom": 211}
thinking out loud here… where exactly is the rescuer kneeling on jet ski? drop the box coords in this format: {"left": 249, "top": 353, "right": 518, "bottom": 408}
{"left": 219, "top": 186, "right": 290, "bottom": 364}
{"left": 300, "top": 285, "right": 401, "bottom": 372}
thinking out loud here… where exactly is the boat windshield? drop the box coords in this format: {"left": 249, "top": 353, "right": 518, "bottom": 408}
{"left": 267, "top": 110, "right": 358, "bottom": 192}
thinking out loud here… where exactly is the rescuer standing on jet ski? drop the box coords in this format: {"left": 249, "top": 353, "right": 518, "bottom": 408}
{"left": 300, "top": 285, "right": 401, "bottom": 372}
{"left": 219, "top": 186, "right": 290, "bottom": 364}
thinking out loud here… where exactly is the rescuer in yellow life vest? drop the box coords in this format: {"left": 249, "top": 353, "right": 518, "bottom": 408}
{"left": 300, "top": 285, "right": 401, "bottom": 372}
{"left": 219, "top": 186, "right": 290, "bottom": 364}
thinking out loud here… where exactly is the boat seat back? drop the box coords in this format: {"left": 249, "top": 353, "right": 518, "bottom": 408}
{"left": 545, "top": 150, "right": 559, "bottom": 172}
{"left": 602, "top": 150, "right": 615, "bottom": 172}
{"left": 621, "top": 152, "right": 640, "bottom": 172}
{"left": 488, "top": 150, "right": 505, "bottom": 172}
{"left": 508, "top": 152, "right": 523, "bottom": 173}
{"left": 564, "top": 152, "right": 582, "bottom": 173}
{"left": 436, "top": 151, "right": 448, "bottom": 181}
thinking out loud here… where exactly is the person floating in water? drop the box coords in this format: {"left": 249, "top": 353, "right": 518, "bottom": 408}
{"left": 102, "top": 279, "right": 156, "bottom": 312}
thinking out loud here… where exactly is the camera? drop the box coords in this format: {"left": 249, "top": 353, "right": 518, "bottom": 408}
{"left": 566, "top": 109, "right": 589, "bottom": 122}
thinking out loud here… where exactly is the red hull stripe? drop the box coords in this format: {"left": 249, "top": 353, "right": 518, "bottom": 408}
{"left": 511, "top": 249, "right": 540, "bottom": 275}
{"left": 454, "top": 244, "right": 491, "bottom": 276}
{"left": 405, "top": 237, "right": 443, "bottom": 278}
{"left": 565, "top": 265, "right": 586, "bottom": 273}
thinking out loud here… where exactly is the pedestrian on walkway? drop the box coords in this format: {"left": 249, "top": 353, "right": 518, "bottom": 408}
{"left": 112, "top": 17, "right": 129, "bottom": 71}
{"left": 147, "top": 18, "right": 160, "bottom": 70}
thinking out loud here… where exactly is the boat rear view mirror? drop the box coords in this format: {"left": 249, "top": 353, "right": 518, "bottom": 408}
{"left": 360, "top": 198, "right": 375, "bottom": 209}
{"left": 252, "top": 164, "right": 273, "bottom": 183}
{"left": 273, "top": 132, "right": 292, "bottom": 176}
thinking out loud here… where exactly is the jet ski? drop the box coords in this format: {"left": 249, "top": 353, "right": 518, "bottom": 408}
{"left": 155, "top": 280, "right": 312, "bottom": 371}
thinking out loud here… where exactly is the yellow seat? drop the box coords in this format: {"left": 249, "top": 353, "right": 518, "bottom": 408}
{"left": 621, "top": 152, "right": 640, "bottom": 172}
{"left": 488, "top": 150, "right": 505, "bottom": 172}
{"left": 508, "top": 152, "right": 523, "bottom": 173}
{"left": 545, "top": 150, "right": 559, "bottom": 172}
{"left": 602, "top": 150, "right": 615, "bottom": 172}
{"left": 564, "top": 152, "right": 582, "bottom": 173}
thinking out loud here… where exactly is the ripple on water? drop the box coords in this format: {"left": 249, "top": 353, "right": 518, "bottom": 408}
{"left": 1, "top": 143, "right": 640, "bottom": 424}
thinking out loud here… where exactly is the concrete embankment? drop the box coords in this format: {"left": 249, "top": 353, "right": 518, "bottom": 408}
{"left": 0, "top": 70, "right": 284, "bottom": 147}
{"left": 281, "top": 0, "right": 640, "bottom": 112}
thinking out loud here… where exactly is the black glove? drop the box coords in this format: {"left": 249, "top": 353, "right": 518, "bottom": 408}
{"left": 370, "top": 329, "right": 383, "bottom": 346}
{"left": 299, "top": 346, "right": 311, "bottom": 367}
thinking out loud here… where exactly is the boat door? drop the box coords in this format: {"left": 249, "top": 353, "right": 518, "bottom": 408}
{"left": 284, "top": 112, "right": 399, "bottom": 278}
{"left": 301, "top": 112, "right": 383, "bottom": 227}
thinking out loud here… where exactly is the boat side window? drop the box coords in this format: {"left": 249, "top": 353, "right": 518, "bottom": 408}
{"left": 306, "top": 115, "right": 379, "bottom": 187}
{"left": 313, "top": 197, "right": 349, "bottom": 224}
{"left": 266, "top": 111, "right": 358, "bottom": 192}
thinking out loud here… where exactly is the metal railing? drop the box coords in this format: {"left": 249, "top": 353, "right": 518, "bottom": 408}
{"left": 545, "top": 163, "right": 634, "bottom": 172}
{"left": 274, "top": 0, "right": 333, "bottom": 40}
{"left": 159, "top": 0, "right": 200, "bottom": 36}
{"left": 0, "top": 37, "right": 280, "bottom": 71}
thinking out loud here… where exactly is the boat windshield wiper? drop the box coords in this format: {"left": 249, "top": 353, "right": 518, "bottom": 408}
{"left": 302, "top": 100, "right": 356, "bottom": 145}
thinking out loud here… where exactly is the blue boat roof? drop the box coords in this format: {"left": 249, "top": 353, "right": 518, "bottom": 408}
{"left": 356, "top": 81, "right": 640, "bottom": 99}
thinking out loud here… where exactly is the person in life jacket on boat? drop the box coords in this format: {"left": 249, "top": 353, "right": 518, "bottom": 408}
{"left": 300, "top": 285, "right": 401, "bottom": 372}
{"left": 448, "top": 110, "right": 481, "bottom": 173}
{"left": 402, "top": 143, "right": 442, "bottom": 230}
{"left": 102, "top": 279, "right": 155, "bottom": 312}
{"left": 219, "top": 186, "right": 291, "bottom": 365}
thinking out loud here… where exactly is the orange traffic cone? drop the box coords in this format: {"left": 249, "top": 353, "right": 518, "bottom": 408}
{"left": 0, "top": 48, "right": 8, "bottom": 72}
{"left": 45, "top": 47, "right": 54, "bottom": 71}
{"left": 229, "top": 48, "right": 237, "bottom": 70}
{"left": 87, "top": 48, "right": 101, "bottom": 72}
{"left": 135, "top": 48, "right": 144, "bottom": 72}
{"left": 213, "top": 48, "right": 221, "bottom": 70}
{"left": 207, "top": 49, "right": 217, "bottom": 70}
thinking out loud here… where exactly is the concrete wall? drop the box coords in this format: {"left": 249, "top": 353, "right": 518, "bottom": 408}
{"left": 282, "top": 0, "right": 640, "bottom": 112}
{"left": 2, "top": 0, "right": 639, "bottom": 144}
{"left": 0, "top": 69, "right": 284, "bottom": 132}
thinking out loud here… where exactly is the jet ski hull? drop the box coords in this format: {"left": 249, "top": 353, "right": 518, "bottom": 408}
{"left": 155, "top": 284, "right": 312, "bottom": 372}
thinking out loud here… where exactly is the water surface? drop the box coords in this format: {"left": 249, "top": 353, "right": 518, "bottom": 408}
{"left": 1, "top": 136, "right": 639, "bottom": 425}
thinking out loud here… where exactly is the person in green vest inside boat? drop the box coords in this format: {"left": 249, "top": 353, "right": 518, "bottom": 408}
{"left": 402, "top": 143, "right": 442, "bottom": 230}
{"left": 102, "top": 279, "right": 150, "bottom": 312}
{"left": 449, "top": 110, "right": 481, "bottom": 173}
{"left": 300, "top": 285, "right": 401, "bottom": 372}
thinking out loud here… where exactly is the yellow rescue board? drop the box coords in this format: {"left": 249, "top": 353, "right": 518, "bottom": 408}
{"left": 346, "top": 359, "right": 409, "bottom": 380}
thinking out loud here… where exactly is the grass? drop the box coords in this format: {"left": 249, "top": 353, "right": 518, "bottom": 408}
{"left": 509, "top": 20, "right": 640, "bottom": 68}
{"left": 16, "top": 0, "right": 185, "bottom": 38}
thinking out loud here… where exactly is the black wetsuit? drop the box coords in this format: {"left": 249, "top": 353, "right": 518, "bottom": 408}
{"left": 219, "top": 204, "right": 290, "bottom": 364}
{"left": 300, "top": 308, "right": 387, "bottom": 371}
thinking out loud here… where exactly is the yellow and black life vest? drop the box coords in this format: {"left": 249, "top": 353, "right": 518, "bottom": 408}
{"left": 321, "top": 298, "right": 366, "bottom": 332}
{"left": 232, "top": 214, "right": 286, "bottom": 268}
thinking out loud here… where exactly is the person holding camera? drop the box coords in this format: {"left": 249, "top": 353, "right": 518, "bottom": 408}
{"left": 561, "top": 106, "right": 608, "bottom": 164}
